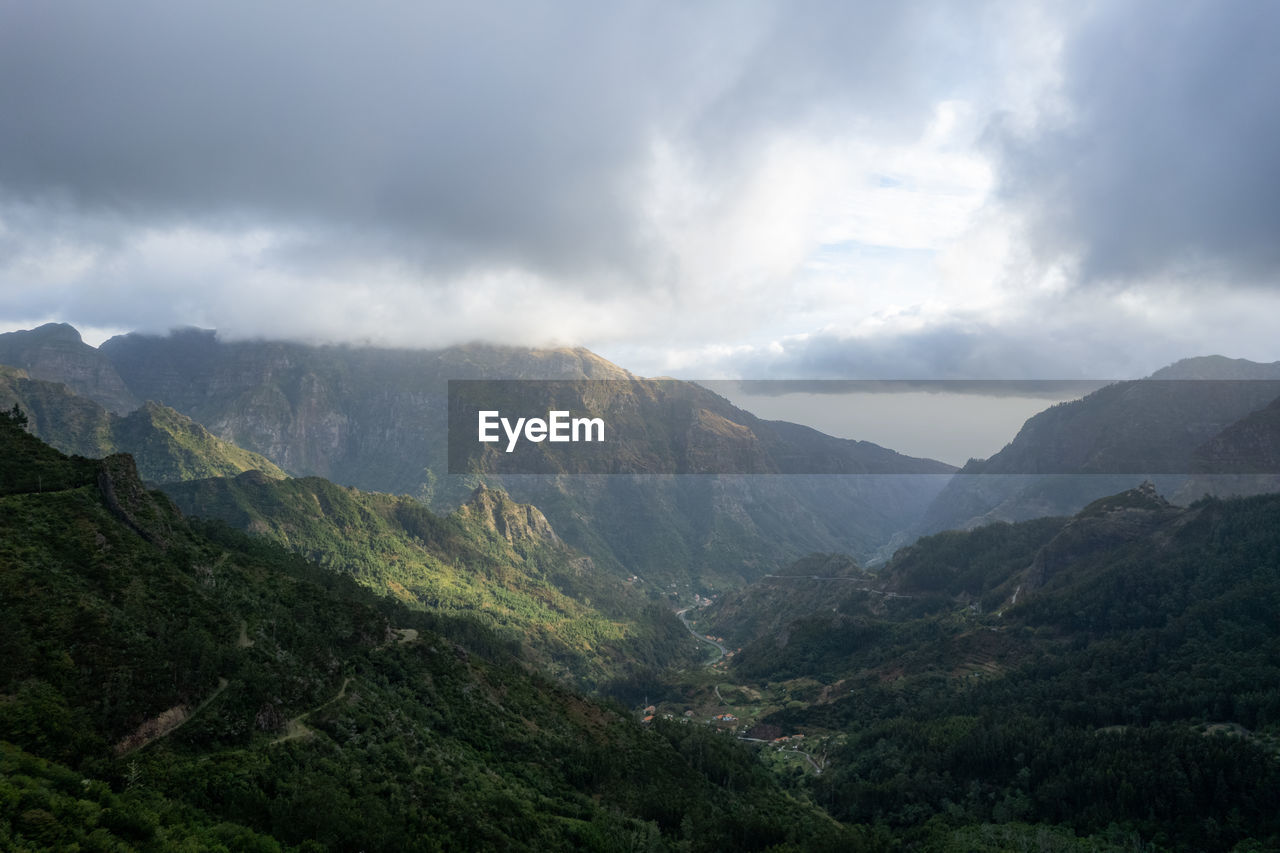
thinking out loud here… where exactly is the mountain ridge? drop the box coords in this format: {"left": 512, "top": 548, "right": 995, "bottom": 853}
{"left": 0, "top": 366, "right": 287, "bottom": 484}
{"left": 5, "top": 323, "right": 954, "bottom": 586}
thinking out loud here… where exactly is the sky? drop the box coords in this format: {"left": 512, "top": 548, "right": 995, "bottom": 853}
{"left": 2, "top": 0, "right": 1279, "bottom": 384}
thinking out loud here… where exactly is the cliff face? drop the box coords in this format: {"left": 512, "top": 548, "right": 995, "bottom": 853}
{"left": 0, "top": 323, "right": 139, "bottom": 414}
{"left": 97, "top": 331, "right": 631, "bottom": 495}
{"left": 88, "top": 328, "right": 953, "bottom": 585}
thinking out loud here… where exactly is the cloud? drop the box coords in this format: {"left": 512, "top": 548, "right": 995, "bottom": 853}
{"left": 641, "top": 276, "right": 1280, "bottom": 381}
{"left": 0, "top": 1, "right": 988, "bottom": 286}
{"left": 2, "top": 1, "right": 1275, "bottom": 386}
{"left": 0, "top": 0, "right": 1026, "bottom": 352}
{"left": 995, "top": 0, "right": 1280, "bottom": 286}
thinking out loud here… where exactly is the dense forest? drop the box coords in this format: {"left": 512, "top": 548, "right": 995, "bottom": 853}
{"left": 721, "top": 489, "right": 1280, "bottom": 850}
{"left": 0, "top": 411, "right": 859, "bottom": 851}
{"left": 161, "top": 472, "right": 698, "bottom": 691}
{"left": 4, "top": 403, "right": 1279, "bottom": 850}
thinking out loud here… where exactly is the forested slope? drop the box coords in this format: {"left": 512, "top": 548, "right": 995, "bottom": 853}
{"left": 726, "top": 487, "right": 1280, "bottom": 850}
{"left": 0, "top": 410, "right": 860, "bottom": 851}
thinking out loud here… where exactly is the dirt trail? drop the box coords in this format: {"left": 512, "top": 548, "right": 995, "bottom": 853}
{"left": 116, "top": 677, "right": 229, "bottom": 756}
{"left": 271, "top": 676, "right": 353, "bottom": 746}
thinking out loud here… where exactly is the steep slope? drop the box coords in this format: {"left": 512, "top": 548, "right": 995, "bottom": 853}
{"left": 94, "top": 327, "right": 952, "bottom": 585}
{"left": 0, "top": 322, "right": 138, "bottom": 414}
{"left": 1170, "top": 395, "right": 1280, "bottom": 504}
{"left": 918, "top": 358, "right": 1280, "bottom": 535}
{"left": 163, "top": 473, "right": 698, "bottom": 689}
{"left": 718, "top": 485, "right": 1280, "bottom": 849}
{"left": 0, "top": 414, "right": 862, "bottom": 851}
{"left": 695, "top": 553, "right": 873, "bottom": 649}
{"left": 0, "top": 367, "right": 286, "bottom": 483}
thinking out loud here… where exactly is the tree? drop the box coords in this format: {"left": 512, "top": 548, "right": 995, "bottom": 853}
{"left": 1, "top": 403, "right": 29, "bottom": 429}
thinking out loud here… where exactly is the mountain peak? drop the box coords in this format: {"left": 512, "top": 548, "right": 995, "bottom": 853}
{"left": 460, "top": 484, "right": 560, "bottom": 545}
{"left": 1149, "top": 355, "right": 1280, "bottom": 380}
{"left": 28, "top": 322, "right": 84, "bottom": 344}
{"left": 1078, "top": 480, "right": 1170, "bottom": 517}
{"left": 0, "top": 324, "right": 139, "bottom": 414}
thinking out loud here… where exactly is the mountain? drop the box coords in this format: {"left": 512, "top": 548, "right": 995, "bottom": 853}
{"left": 163, "top": 473, "right": 698, "bottom": 690}
{"left": 97, "top": 328, "right": 630, "bottom": 490}
{"left": 1150, "top": 354, "right": 1280, "bottom": 380}
{"left": 692, "top": 553, "right": 872, "bottom": 650}
{"left": 916, "top": 357, "right": 1280, "bottom": 535}
{"left": 0, "top": 410, "right": 861, "bottom": 851}
{"left": 0, "top": 322, "right": 138, "bottom": 414}
{"left": 86, "top": 326, "right": 952, "bottom": 586}
{"left": 712, "top": 484, "right": 1280, "bottom": 849}
{"left": 0, "top": 366, "right": 286, "bottom": 484}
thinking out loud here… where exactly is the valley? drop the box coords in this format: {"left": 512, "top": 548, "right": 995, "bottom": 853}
{"left": 2, "top": 324, "right": 1280, "bottom": 851}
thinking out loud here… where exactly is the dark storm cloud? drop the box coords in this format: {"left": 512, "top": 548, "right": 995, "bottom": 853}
{"left": 0, "top": 1, "right": 662, "bottom": 277}
{"left": 996, "top": 0, "right": 1280, "bottom": 284}
{"left": 0, "top": 0, "right": 981, "bottom": 286}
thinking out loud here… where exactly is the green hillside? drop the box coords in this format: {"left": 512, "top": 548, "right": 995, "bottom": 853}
{"left": 163, "top": 472, "right": 699, "bottom": 690}
{"left": 0, "top": 366, "right": 287, "bottom": 484}
{"left": 715, "top": 486, "right": 1280, "bottom": 850}
{"left": 0, "top": 410, "right": 861, "bottom": 851}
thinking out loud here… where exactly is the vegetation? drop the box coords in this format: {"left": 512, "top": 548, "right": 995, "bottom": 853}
{"left": 7, "top": 358, "right": 1280, "bottom": 850}
{"left": 719, "top": 490, "right": 1280, "bottom": 850}
{"left": 1, "top": 417, "right": 859, "bottom": 850}
{"left": 0, "top": 367, "right": 286, "bottom": 484}
{"left": 162, "top": 473, "right": 700, "bottom": 689}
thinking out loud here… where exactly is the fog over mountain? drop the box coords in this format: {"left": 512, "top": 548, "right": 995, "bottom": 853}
{"left": 3, "top": 2, "right": 1279, "bottom": 380}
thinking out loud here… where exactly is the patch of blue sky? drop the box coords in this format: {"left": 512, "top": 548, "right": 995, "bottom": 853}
{"left": 803, "top": 240, "right": 934, "bottom": 273}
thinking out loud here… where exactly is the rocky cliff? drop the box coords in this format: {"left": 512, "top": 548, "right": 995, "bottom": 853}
{"left": 0, "top": 323, "right": 139, "bottom": 414}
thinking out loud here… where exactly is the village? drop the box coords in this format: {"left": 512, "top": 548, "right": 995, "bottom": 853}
{"left": 629, "top": 596, "right": 833, "bottom": 776}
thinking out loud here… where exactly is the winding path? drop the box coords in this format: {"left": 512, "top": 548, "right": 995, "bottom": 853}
{"left": 271, "top": 676, "right": 353, "bottom": 746}
{"left": 676, "top": 607, "right": 728, "bottom": 664}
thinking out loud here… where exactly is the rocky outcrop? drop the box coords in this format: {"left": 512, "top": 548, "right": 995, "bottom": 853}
{"left": 458, "top": 484, "right": 560, "bottom": 545}
{"left": 0, "top": 323, "right": 139, "bottom": 414}
{"left": 1023, "top": 482, "right": 1177, "bottom": 594}
{"left": 96, "top": 453, "right": 176, "bottom": 548}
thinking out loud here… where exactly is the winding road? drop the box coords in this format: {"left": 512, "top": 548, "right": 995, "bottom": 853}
{"left": 676, "top": 607, "right": 729, "bottom": 664}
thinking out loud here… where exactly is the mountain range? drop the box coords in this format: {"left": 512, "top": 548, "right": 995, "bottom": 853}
{"left": 684, "top": 483, "right": 1280, "bottom": 848}
{"left": 0, "top": 323, "right": 955, "bottom": 588}
{"left": 5, "top": 321, "right": 1280, "bottom": 850}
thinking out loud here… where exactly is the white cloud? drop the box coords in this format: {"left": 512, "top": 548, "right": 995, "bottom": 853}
{"left": 0, "top": 0, "right": 1275, "bottom": 384}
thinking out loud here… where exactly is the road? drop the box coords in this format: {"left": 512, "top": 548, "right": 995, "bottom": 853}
{"left": 737, "top": 736, "right": 823, "bottom": 775}
{"left": 676, "top": 607, "right": 729, "bottom": 664}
